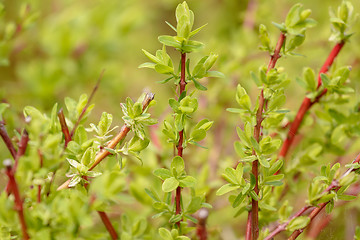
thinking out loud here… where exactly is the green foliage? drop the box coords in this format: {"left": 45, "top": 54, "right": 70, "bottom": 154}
{"left": 1, "top": 0, "right": 360, "bottom": 240}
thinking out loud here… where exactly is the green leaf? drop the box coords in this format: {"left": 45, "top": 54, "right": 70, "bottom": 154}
{"left": 222, "top": 167, "right": 239, "bottom": 185}
{"left": 269, "top": 160, "right": 283, "bottom": 175}
{"left": 338, "top": 194, "right": 356, "bottom": 201}
{"left": 179, "top": 176, "right": 196, "bottom": 188}
{"left": 159, "top": 228, "right": 173, "bottom": 240}
{"left": 155, "top": 64, "right": 174, "bottom": 74}
{"left": 285, "top": 4, "right": 302, "bottom": 27}
{"left": 249, "top": 190, "right": 259, "bottom": 201}
{"left": 138, "top": 62, "right": 156, "bottom": 69}
{"left": 287, "top": 216, "right": 310, "bottom": 231}
{"left": 162, "top": 177, "right": 179, "bottom": 192}
{"left": 165, "top": 21, "right": 177, "bottom": 32}
{"left": 182, "top": 40, "right": 204, "bottom": 53}
{"left": 192, "top": 78, "right": 207, "bottom": 91}
{"left": 227, "top": 108, "right": 247, "bottom": 114}
{"left": 205, "top": 71, "right": 225, "bottom": 78}
{"left": 0, "top": 103, "right": 9, "bottom": 121}
{"left": 258, "top": 155, "right": 270, "bottom": 168}
{"left": 186, "top": 196, "right": 202, "bottom": 214}
{"left": 157, "top": 76, "right": 174, "bottom": 84}
{"left": 145, "top": 188, "right": 160, "bottom": 202}
{"left": 189, "top": 23, "right": 208, "bottom": 37}
{"left": 303, "top": 67, "right": 316, "bottom": 91}
{"left": 171, "top": 156, "right": 185, "bottom": 175}
{"left": 272, "top": 22, "right": 287, "bottom": 32}
{"left": 232, "top": 193, "right": 246, "bottom": 208}
{"left": 142, "top": 49, "right": 160, "bottom": 63}
{"left": 158, "top": 35, "right": 182, "bottom": 48}
{"left": 216, "top": 184, "right": 239, "bottom": 196}
{"left": 190, "top": 128, "right": 206, "bottom": 142}
{"left": 154, "top": 168, "right": 172, "bottom": 180}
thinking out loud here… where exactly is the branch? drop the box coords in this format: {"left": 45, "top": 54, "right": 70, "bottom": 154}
{"left": 98, "top": 211, "right": 119, "bottom": 240}
{"left": 6, "top": 129, "right": 29, "bottom": 195}
{"left": 196, "top": 208, "right": 208, "bottom": 240}
{"left": 57, "top": 92, "right": 155, "bottom": 190}
{"left": 247, "top": 32, "right": 286, "bottom": 240}
{"left": 4, "top": 159, "right": 29, "bottom": 240}
{"left": 175, "top": 52, "right": 187, "bottom": 228}
{"left": 37, "top": 149, "right": 44, "bottom": 203}
{"left": 264, "top": 206, "right": 313, "bottom": 240}
{"left": 13, "top": 129, "right": 29, "bottom": 173}
{"left": 287, "top": 153, "right": 360, "bottom": 240}
{"left": 58, "top": 108, "right": 71, "bottom": 147}
{"left": 70, "top": 69, "right": 105, "bottom": 138}
{"left": 0, "top": 121, "right": 17, "bottom": 159}
{"left": 279, "top": 41, "right": 345, "bottom": 159}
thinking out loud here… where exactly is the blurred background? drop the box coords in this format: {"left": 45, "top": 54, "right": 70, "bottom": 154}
{"left": 1, "top": 0, "right": 360, "bottom": 239}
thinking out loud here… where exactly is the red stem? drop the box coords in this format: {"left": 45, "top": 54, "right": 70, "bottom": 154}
{"left": 175, "top": 53, "right": 187, "bottom": 228}
{"left": 58, "top": 108, "right": 71, "bottom": 147}
{"left": 6, "top": 129, "right": 29, "bottom": 195}
{"left": 70, "top": 69, "right": 105, "bottom": 138}
{"left": 279, "top": 42, "right": 345, "bottom": 159}
{"left": 246, "top": 32, "right": 286, "bottom": 240}
{"left": 13, "top": 129, "right": 29, "bottom": 173}
{"left": 288, "top": 203, "right": 327, "bottom": 240}
{"left": 4, "top": 160, "right": 29, "bottom": 240}
{"left": 246, "top": 212, "right": 252, "bottom": 240}
{"left": 37, "top": 149, "right": 44, "bottom": 203}
{"left": 196, "top": 208, "right": 208, "bottom": 240}
{"left": 57, "top": 93, "right": 154, "bottom": 189}
{"left": 286, "top": 153, "right": 360, "bottom": 240}
{"left": 264, "top": 206, "right": 312, "bottom": 240}
{"left": 98, "top": 211, "right": 119, "bottom": 240}
{"left": 0, "top": 121, "right": 17, "bottom": 159}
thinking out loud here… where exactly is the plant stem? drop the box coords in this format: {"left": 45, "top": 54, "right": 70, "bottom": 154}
{"left": 246, "top": 32, "right": 286, "bottom": 240}
{"left": 13, "top": 129, "right": 29, "bottom": 173}
{"left": 58, "top": 108, "right": 71, "bottom": 147}
{"left": 175, "top": 52, "right": 187, "bottom": 228}
{"left": 279, "top": 41, "right": 345, "bottom": 159}
{"left": 0, "top": 121, "right": 17, "bottom": 159}
{"left": 264, "top": 206, "right": 312, "bottom": 240}
{"left": 37, "top": 149, "right": 44, "bottom": 203}
{"left": 196, "top": 208, "right": 208, "bottom": 240}
{"left": 288, "top": 203, "right": 327, "bottom": 240}
{"left": 57, "top": 92, "right": 155, "bottom": 190}
{"left": 6, "top": 129, "right": 29, "bottom": 195}
{"left": 98, "top": 211, "right": 119, "bottom": 240}
{"left": 286, "top": 153, "right": 360, "bottom": 240}
{"left": 4, "top": 159, "right": 29, "bottom": 240}
{"left": 70, "top": 69, "right": 105, "bottom": 138}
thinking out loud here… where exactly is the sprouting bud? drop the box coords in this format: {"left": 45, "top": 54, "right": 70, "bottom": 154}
{"left": 300, "top": 9, "right": 312, "bottom": 21}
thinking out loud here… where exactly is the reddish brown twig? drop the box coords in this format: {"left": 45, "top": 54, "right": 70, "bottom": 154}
{"left": 175, "top": 52, "right": 187, "bottom": 228}
{"left": 306, "top": 213, "right": 332, "bottom": 239}
{"left": 13, "top": 129, "right": 29, "bottom": 173}
{"left": 0, "top": 121, "right": 17, "bottom": 159}
{"left": 286, "top": 153, "right": 360, "bottom": 240}
{"left": 58, "top": 108, "right": 71, "bottom": 147}
{"left": 279, "top": 42, "right": 345, "bottom": 159}
{"left": 243, "top": 0, "right": 257, "bottom": 30}
{"left": 264, "top": 206, "right": 313, "bottom": 240}
{"left": 37, "top": 149, "right": 44, "bottom": 203}
{"left": 6, "top": 129, "right": 29, "bottom": 195}
{"left": 70, "top": 69, "right": 105, "bottom": 138}
{"left": 4, "top": 159, "right": 29, "bottom": 240}
{"left": 57, "top": 92, "right": 155, "bottom": 190}
{"left": 246, "top": 32, "right": 286, "bottom": 240}
{"left": 98, "top": 211, "right": 119, "bottom": 240}
{"left": 196, "top": 208, "right": 209, "bottom": 240}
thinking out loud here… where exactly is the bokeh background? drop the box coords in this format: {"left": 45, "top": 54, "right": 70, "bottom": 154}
{"left": 1, "top": 0, "right": 360, "bottom": 239}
